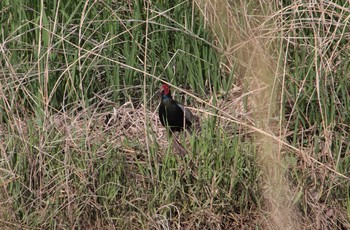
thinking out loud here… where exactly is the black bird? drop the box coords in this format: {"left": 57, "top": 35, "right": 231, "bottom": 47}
{"left": 158, "top": 83, "right": 195, "bottom": 133}
{"left": 158, "top": 83, "right": 196, "bottom": 155}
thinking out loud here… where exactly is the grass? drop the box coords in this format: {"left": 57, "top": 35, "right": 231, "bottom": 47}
{"left": 0, "top": 0, "right": 350, "bottom": 229}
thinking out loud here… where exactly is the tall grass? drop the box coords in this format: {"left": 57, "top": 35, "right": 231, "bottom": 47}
{"left": 0, "top": 0, "right": 349, "bottom": 229}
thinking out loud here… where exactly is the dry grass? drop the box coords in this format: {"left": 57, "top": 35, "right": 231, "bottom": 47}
{"left": 196, "top": 1, "right": 299, "bottom": 229}
{"left": 195, "top": 0, "right": 350, "bottom": 229}
{"left": 0, "top": 88, "right": 252, "bottom": 229}
{"left": 1, "top": 0, "right": 350, "bottom": 229}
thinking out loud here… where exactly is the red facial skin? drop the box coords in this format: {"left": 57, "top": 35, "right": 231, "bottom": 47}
{"left": 161, "top": 83, "right": 171, "bottom": 97}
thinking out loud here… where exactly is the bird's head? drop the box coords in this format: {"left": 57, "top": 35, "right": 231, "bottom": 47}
{"left": 160, "top": 83, "right": 171, "bottom": 98}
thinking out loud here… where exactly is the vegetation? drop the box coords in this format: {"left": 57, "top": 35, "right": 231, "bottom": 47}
{"left": 0, "top": 0, "right": 349, "bottom": 229}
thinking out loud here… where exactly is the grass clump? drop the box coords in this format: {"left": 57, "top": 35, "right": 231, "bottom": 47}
{"left": 0, "top": 0, "right": 350, "bottom": 229}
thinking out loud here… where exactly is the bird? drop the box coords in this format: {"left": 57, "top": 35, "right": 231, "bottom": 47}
{"left": 158, "top": 83, "right": 195, "bottom": 133}
{"left": 158, "top": 83, "right": 198, "bottom": 156}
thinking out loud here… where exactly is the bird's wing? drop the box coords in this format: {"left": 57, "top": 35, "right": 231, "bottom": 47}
{"left": 177, "top": 103, "right": 201, "bottom": 133}
{"left": 177, "top": 103, "right": 194, "bottom": 123}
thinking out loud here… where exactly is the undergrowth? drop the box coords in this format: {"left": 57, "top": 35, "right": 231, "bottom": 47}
{"left": 0, "top": 0, "right": 349, "bottom": 229}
